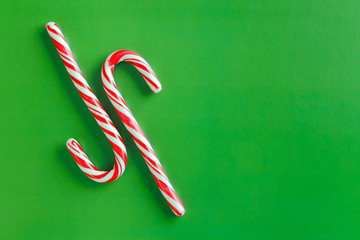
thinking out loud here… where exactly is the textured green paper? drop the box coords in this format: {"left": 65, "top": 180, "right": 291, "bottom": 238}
{"left": 1, "top": 1, "right": 360, "bottom": 239}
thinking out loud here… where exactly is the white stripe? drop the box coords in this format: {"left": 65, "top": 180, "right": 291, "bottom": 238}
{"left": 78, "top": 165, "right": 106, "bottom": 176}
{"left": 121, "top": 54, "right": 151, "bottom": 67}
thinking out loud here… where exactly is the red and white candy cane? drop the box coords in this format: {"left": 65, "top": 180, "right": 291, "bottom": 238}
{"left": 46, "top": 22, "right": 127, "bottom": 183}
{"left": 46, "top": 22, "right": 185, "bottom": 216}
{"left": 102, "top": 50, "right": 185, "bottom": 216}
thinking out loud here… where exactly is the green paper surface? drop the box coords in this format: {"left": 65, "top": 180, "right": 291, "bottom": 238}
{"left": 1, "top": 0, "right": 360, "bottom": 239}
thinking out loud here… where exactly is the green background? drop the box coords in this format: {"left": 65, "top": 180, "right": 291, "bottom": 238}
{"left": 1, "top": 0, "right": 360, "bottom": 239}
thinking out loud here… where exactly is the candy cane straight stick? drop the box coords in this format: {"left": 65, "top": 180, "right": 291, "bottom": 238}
{"left": 46, "top": 22, "right": 127, "bottom": 183}
{"left": 102, "top": 50, "right": 185, "bottom": 216}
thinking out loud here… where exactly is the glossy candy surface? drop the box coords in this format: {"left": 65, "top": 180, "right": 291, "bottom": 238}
{"left": 46, "top": 22, "right": 185, "bottom": 216}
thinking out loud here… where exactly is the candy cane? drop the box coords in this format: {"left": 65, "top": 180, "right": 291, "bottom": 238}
{"left": 46, "top": 22, "right": 127, "bottom": 183}
{"left": 46, "top": 22, "right": 185, "bottom": 216}
{"left": 102, "top": 50, "right": 185, "bottom": 216}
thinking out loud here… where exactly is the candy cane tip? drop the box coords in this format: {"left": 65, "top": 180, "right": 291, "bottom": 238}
{"left": 152, "top": 86, "right": 162, "bottom": 94}
{"left": 66, "top": 138, "right": 77, "bottom": 147}
{"left": 175, "top": 208, "right": 185, "bottom": 216}
{"left": 46, "top": 22, "right": 56, "bottom": 27}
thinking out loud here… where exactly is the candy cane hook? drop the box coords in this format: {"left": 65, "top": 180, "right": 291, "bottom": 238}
{"left": 102, "top": 50, "right": 185, "bottom": 216}
{"left": 46, "top": 22, "right": 127, "bottom": 183}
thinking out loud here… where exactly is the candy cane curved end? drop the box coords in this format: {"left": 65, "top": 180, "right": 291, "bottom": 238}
{"left": 104, "top": 50, "right": 162, "bottom": 94}
{"left": 102, "top": 50, "right": 185, "bottom": 216}
{"left": 46, "top": 23, "right": 127, "bottom": 183}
